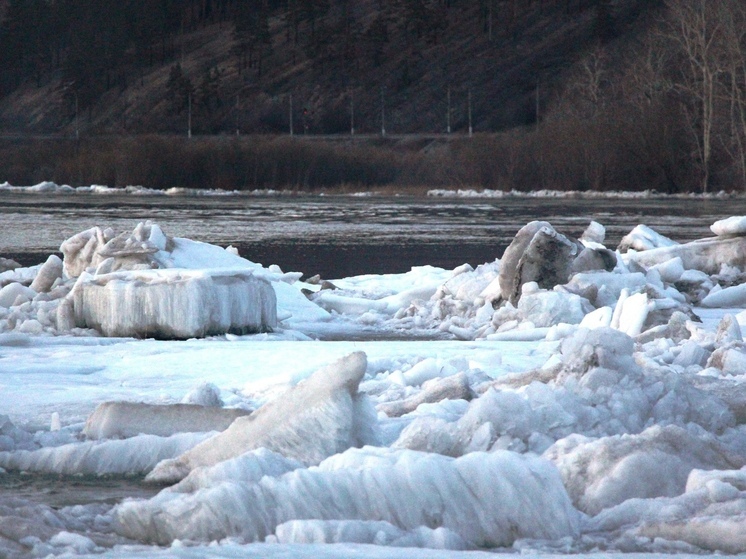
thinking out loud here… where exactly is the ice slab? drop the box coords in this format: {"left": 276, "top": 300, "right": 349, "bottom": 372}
{"left": 0, "top": 283, "right": 35, "bottom": 308}
{"left": 517, "top": 289, "right": 592, "bottom": 327}
{"left": 29, "top": 255, "right": 62, "bottom": 293}
{"left": 0, "top": 432, "right": 213, "bottom": 475}
{"left": 625, "top": 236, "right": 746, "bottom": 275}
{"left": 146, "top": 352, "right": 375, "bottom": 483}
{"left": 618, "top": 224, "right": 678, "bottom": 252}
{"left": 82, "top": 401, "right": 251, "bottom": 440}
{"left": 701, "top": 283, "right": 746, "bottom": 307}
{"left": 0, "top": 257, "right": 21, "bottom": 273}
{"left": 500, "top": 223, "right": 577, "bottom": 305}
{"left": 72, "top": 268, "right": 276, "bottom": 339}
{"left": 377, "top": 373, "right": 471, "bottom": 418}
{"left": 169, "top": 447, "right": 304, "bottom": 494}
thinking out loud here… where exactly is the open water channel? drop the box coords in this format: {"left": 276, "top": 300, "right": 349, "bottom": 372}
{"left": 2, "top": 193, "right": 744, "bottom": 279}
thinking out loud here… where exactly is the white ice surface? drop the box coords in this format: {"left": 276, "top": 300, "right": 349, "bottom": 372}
{"left": 6, "top": 219, "right": 746, "bottom": 558}
{"left": 0, "top": 337, "right": 553, "bottom": 429}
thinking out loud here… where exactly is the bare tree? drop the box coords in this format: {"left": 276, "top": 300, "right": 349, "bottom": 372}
{"left": 664, "top": 0, "right": 725, "bottom": 193}
{"left": 717, "top": 0, "right": 746, "bottom": 189}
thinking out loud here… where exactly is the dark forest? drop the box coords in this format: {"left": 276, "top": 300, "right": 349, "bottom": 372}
{"left": 1, "top": 0, "right": 745, "bottom": 194}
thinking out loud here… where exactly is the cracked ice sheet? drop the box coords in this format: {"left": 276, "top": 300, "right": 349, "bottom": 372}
{"left": 0, "top": 337, "right": 555, "bottom": 429}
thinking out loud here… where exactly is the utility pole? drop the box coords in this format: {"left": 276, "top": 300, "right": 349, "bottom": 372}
{"left": 74, "top": 91, "right": 81, "bottom": 185}
{"left": 468, "top": 88, "right": 473, "bottom": 137}
{"left": 380, "top": 87, "right": 386, "bottom": 136}
{"left": 180, "top": 20, "right": 185, "bottom": 64}
{"left": 446, "top": 86, "right": 451, "bottom": 134}
{"left": 187, "top": 92, "right": 192, "bottom": 138}
{"left": 289, "top": 93, "right": 294, "bottom": 137}
{"left": 350, "top": 88, "right": 355, "bottom": 136}
{"left": 235, "top": 93, "right": 240, "bottom": 136}
{"left": 488, "top": 2, "right": 493, "bottom": 42}
{"left": 535, "top": 79, "right": 540, "bottom": 124}
{"left": 74, "top": 92, "right": 79, "bottom": 141}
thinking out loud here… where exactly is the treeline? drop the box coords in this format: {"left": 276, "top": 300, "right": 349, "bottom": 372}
{"left": 0, "top": 136, "right": 405, "bottom": 191}
{"left": 0, "top": 130, "right": 699, "bottom": 194}
{"left": 0, "top": 0, "right": 243, "bottom": 106}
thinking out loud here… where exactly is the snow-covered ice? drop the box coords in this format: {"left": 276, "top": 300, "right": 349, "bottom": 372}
{"left": 4, "top": 215, "right": 746, "bottom": 558}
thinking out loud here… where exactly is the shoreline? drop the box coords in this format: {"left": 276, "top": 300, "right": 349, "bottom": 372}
{"left": 1, "top": 180, "right": 743, "bottom": 199}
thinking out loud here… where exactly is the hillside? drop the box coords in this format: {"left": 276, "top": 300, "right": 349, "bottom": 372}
{"left": 0, "top": 1, "right": 656, "bottom": 136}
{"left": 3, "top": 1, "right": 746, "bottom": 195}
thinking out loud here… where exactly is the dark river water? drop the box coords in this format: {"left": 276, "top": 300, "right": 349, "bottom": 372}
{"left": 0, "top": 472, "right": 159, "bottom": 508}
{"left": 2, "top": 192, "right": 744, "bottom": 279}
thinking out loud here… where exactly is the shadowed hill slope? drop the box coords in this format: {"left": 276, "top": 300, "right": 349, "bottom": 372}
{"left": 0, "top": 0, "right": 659, "bottom": 136}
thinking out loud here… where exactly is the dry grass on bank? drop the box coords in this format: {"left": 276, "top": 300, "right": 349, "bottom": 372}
{"left": 0, "top": 121, "right": 709, "bottom": 194}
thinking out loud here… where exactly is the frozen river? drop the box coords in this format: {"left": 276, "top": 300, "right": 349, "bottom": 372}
{"left": 3, "top": 190, "right": 746, "bottom": 558}
{"left": 1, "top": 192, "right": 742, "bottom": 278}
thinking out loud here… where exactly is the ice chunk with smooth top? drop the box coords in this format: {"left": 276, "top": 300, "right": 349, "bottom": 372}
{"left": 72, "top": 268, "right": 276, "bottom": 339}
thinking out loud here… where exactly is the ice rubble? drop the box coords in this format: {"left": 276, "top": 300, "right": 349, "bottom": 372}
{"left": 271, "top": 519, "right": 470, "bottom": 550}
{"left": 0, "top": 497, "right": 118, "bottom": 558}
{"left": 545, "top": 424, "right": 743, "bottom": 515}
{"left": 392, "top": 327, "right": 739, "bottom": 457}
{"left": 146, "top": 352, "right": 377, "bottom": 483}
{"left": 584, "top": 467, "right": 746, "bottom": 554}
{"left": 309, "top": 215, "right": 746, "bottom": 347}
{"left": 6, "top": 216, "right": 746, "bottom": 555}
{"left": 0, "top": 221, "right": 332, "bottom": 339}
